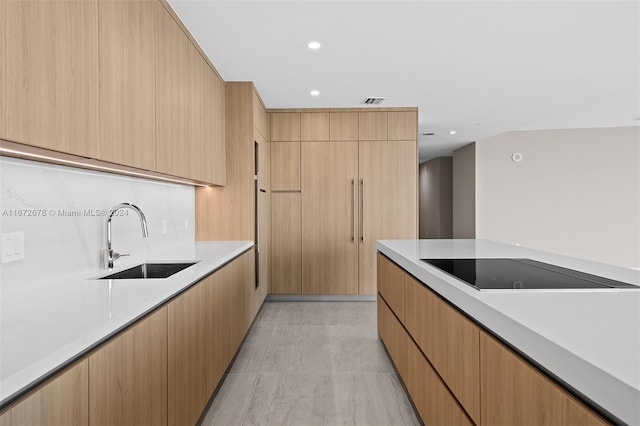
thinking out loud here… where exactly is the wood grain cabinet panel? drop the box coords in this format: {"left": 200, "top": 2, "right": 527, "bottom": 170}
{"left": 388, "top": 111, "right": 417, "bottom": 140}
{"left": 405, "top": 334, "right": 474, "bottom": 426}
{"left": 0, "top": 360, "right": 88, "bottom": 426}
{"left": 377, "top": 296, "right": 408, "bottom": 378}
{"left": 377, "top": 253, "right": 406, "bottom": 322}
{"left": 329, "top": 112, "right": 358, "bottom": 141}
{"left": 358, "top": 112, "right": 387, "bottom": 140}
{"left": 358, "top": 140, "right": 417, "bottom": 295}
{"left": 404, "top": 273, "right": 481, "bottom": 424}
{"left": 88, "top": 307, "right": 167, "bottom": 426}
{"left": 168, "top": 282, "right": 207, "bottom": 426}
{"left": 302, "top": 141, "right": 359, "bottom": 294}
{"left": 271, "top": 193, "right": 302, "bottom": 293}
{"left": 155, "top": 3, "right": 190, "bottom": 178}
{"left": 271, "top": 142, "right": 301, "bottom": 190}
{"left": 5, "top": 0, "right": 98, "bottom": 157}
{"left": 271, "top": 112, "right": 300, "bottom": 141}
{"left": 301, "top": 112, "right": 329, "bottom": 141}
{"left": 98, "top": 0, "right": 155, "bottom": 170}
{"left": 480, "top": 331, "right": 608, "bottom": 426}
{"left": 189, "top": 45, "right": 226, "bottom": 185}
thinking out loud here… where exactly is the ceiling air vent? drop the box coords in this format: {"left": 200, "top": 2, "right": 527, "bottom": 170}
{"left": 362, "top": 97, "right": 386, "bottom": 105}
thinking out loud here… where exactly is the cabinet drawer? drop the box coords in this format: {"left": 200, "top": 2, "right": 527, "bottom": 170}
{"left": 404, "top": 274, "right": 480, "bottom": 424}
{"left": 377, "top": 296, "right": 408, "bottom": 378}
{"left": 376, "top": 253, "right": 405, "bottom": 322}
{"left": 480, "top": 331, "right": 609, "bottom": 426}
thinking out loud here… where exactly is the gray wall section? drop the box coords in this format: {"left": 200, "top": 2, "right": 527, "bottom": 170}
{"left": 419, "top": 157, "right": 453, "bottom": 239}
{"left": 453, "top": 143, "right": 476, "bottom": 238}
{"left": 476, "top": 126, "right": 640, "bottom": 268}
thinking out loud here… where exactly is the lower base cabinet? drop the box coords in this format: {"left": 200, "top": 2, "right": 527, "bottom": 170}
{"left": 0, "top": 360, "right": 89, "bottom": 426}
{"left": 0, "top": 249, "right": 256, "bottom": 426}
{"left": 377, "top": 253, "right": 610, "bottom": 426}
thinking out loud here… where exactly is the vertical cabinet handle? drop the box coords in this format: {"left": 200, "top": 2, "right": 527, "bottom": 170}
{"left": 351, "top": 179, "right": 356, "bottom": 242}
{"left": 360, "top": 179, "right": 365, "bottom": 242}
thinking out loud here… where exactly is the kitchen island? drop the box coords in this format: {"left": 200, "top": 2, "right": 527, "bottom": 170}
{"left": 0, "top": 240, "right": 254, "bottom": 419}
{"left": 377, "top": 239, "right": 639, "bottom": 426}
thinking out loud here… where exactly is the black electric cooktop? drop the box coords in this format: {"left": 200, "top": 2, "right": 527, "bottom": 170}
{"left": 420, "top": 258, "right": 638, "bottom": 290}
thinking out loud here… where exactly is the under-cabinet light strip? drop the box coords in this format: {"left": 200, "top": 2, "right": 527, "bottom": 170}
{"left": 0, "top": 146, "right": 210, "bottom": 187}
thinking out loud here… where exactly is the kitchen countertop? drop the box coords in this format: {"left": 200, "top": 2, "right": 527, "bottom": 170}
{"left": 0, "top": 240, "right": 253, "bottom": 410}
{"left": 377, "top": 239, "right": 640, "bottom": 426}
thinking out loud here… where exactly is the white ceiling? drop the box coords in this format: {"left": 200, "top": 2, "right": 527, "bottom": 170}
{"left": 168, "top": 0, "right": 640, "bottom": 162}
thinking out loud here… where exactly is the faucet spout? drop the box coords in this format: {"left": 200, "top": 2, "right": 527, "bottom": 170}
{"left": 105, "top": 203, "right": 149, "bottom": 269}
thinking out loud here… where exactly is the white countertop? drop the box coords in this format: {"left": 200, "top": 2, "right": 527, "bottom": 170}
{"left": 0, "top": 240, "right": 253, "bottom": 409}
{"left": 377, "top": 239, "right": 640, "bottom": 426}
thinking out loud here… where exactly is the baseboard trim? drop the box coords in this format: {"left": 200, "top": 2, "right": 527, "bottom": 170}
{"left": 265, "top": 294, "right": 376, "bottom": 302}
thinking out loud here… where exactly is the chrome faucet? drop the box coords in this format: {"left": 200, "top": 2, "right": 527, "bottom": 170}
{"left": 104, "top": 203, "right": 149, "bottom": 269}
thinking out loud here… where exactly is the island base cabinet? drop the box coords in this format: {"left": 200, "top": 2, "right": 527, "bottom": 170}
{"left": 88, "top": 306, "right": 167, "bottom": 426}
{"left": 377, "top": 296, "right": 407, "bottom": 378}
{"left": 480, "top": 331, "right": 609, "bottom": 426}
{"left": 0, "top": 360, "right": 88, "bottom": 426}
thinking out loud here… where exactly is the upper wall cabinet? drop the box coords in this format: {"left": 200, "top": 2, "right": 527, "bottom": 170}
{"left": 98, "top": 0, "right": 156, "bottom": 171}
{"left": 329, "top": 112, "right": 358, "bottom": 141}
{"left": 271, "top": 113, "right": 300, "bottom": 141}
{"left": 388, "top": 111, "right": 417, "bottom": 140}
{"left": 155, "top": 4, "right": 190, "bottom": 178}
{"left": 189, "top": 45, "right": 226, "bottom": 185}
{"left": 359, "top": 111, "right": 388, "bottom": 141}
{"left": 4, "top": 0, "right": 98, "bottom": 157}
{"left": 301, "top": 113, "right": 329, "bottom": 141}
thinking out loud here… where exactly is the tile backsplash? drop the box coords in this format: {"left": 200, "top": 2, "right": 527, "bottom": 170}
{"left": 0, "top": 156, "right": 195, "bottom": 290}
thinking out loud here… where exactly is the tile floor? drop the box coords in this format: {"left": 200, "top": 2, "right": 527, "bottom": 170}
{"left": 201, "top": 301, "right": 420, "bottom": 426}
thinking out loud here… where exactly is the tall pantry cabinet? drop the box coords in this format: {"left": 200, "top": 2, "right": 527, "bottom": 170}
{"left": 270, "top": 109, "right": 418, "bottom": 295}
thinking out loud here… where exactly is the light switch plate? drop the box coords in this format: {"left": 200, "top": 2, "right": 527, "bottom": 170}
{"left": 2, "top": 231, "right": 25, "bottom": 263}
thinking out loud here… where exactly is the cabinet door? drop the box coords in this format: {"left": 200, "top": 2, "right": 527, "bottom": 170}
{"left": 0, "top": 360, "right": 88, "bottom": 426}
{"left": 189, "top": 45, "right": 226, "bottom": 185}
{"left": 358, "top": 112, "right": 387, "bottom": 140}
{"left": 5, "top": 0, "right": 97, "bottom": 156}
{"left": 89, "top": 307, "right": 167, "bottom": 426}
{"left": 168, "top": 282, "right": 207, "bottom": 426}
{"left": 270, "top": 112, "right": 300, "bottom": 141}
{"left": 358, "top": 140, "right": 417, "bottom": 294}
{"left": 98, "top": 0, "right": 155, "bottom": 170}
{"left": 404, "top": 274, "right": 480, "bottom": 424}
{"left": 388, "top": 111, "right": 417, "bottom": 141}
{"left": 271, "top": 142, "right": 300, "bottom": 190}
{"left": 377, "top": 253, "right": 405, "bottom": 322}
{"left": 155, "top": 4, "right": 190, "bottom": 177}
{"left": 329, "top": 112, "right": 358, "bottom": 141}
{"left": 271, "top": 193, "right": 302, "bottom": 293}
{"left": 480, "top": 332, "right": 608, "bottom": 426}
{"left": 301, "top": 112, "right": 329, "bottom": 141}
{"left": 302, "top": 142, "right": 359, "bottom": 294}
{"left": 377, "top": 296, "right": 408, "bottom": 378}
{"left": 256, "top": 133, "right": 270, "bottom": 303}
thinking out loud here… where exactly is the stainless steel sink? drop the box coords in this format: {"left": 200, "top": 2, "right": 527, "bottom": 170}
{"left": 98, "top": 262, "right": 198, "bottom": 279}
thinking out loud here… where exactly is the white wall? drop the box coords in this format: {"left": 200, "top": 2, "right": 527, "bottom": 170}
{"left": 476, "top": 126, "right": 639, "bottom": 268}
{"left": 0, "top": 157, "right": 195, "bottom": 290}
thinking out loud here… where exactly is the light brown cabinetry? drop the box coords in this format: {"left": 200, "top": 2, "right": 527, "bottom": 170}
{"left": 88, "top": 307, "right": 167, "bottom": 426}
{"left": 271, "top": 113, "right": 301, "bottom": 141}
{"left": 168, "top": 281, "right": 207, "bottom": 426}
{"left": 0, "top": 360, "right": 88, "bottom": 426}
{"left": 404, "top": 272, "right": 480, "bottom": 423}
{"left": 377, "top": 296, "right": 408, "bottom": 378}
{"left": 480, "top": 331, "right": 608, "bottom": 426}
{"left": 301, "top": 141, "right": 359, "bottom": 294}
{"left": 271, "top": 193, "right": 302, "bottom": 293}
{"left": 388, "top": 111, "right": 417, "bottom": 140}
{"left": 329, "top": 112, "right": 358, "bottom": 141}
{"left": 358, "top": 140, "right": 417, "bottom": 294}
{"left": 155, "top": 3, "right": 190, "bottom": 177}
{"left": 189, "top": 45, "right": 226, "bottom": 184}
{"left": 4, "top": 0, "right": 98, "bottom": 157}
{"left": 271, "top": 142, "right": 301, "bottom": 190}
{"left": 301, "top": 112, "right": 329, "bottom": 141}
{"left": 359, "top": 112, "right": 387, "bottom": 140}
{"left": 98, "top": 0, "right": 156, "bottom": 171}
{"left": 377, "top": 252, "right": 405, "bottom": 322}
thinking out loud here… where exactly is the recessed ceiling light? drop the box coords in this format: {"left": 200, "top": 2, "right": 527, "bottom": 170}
{"left": 308, "top": 41, "right": 321, "bottom": 50}
{"left": 449, "top": 130, "right": 457, "bottom": 135}
{"left": 310, "top": 90, "right": 320, "bottom": 96}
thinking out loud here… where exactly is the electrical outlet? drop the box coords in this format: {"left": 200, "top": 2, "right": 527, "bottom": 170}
{"left": 2, "top": 232, "right": 25, "bottom": 263}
